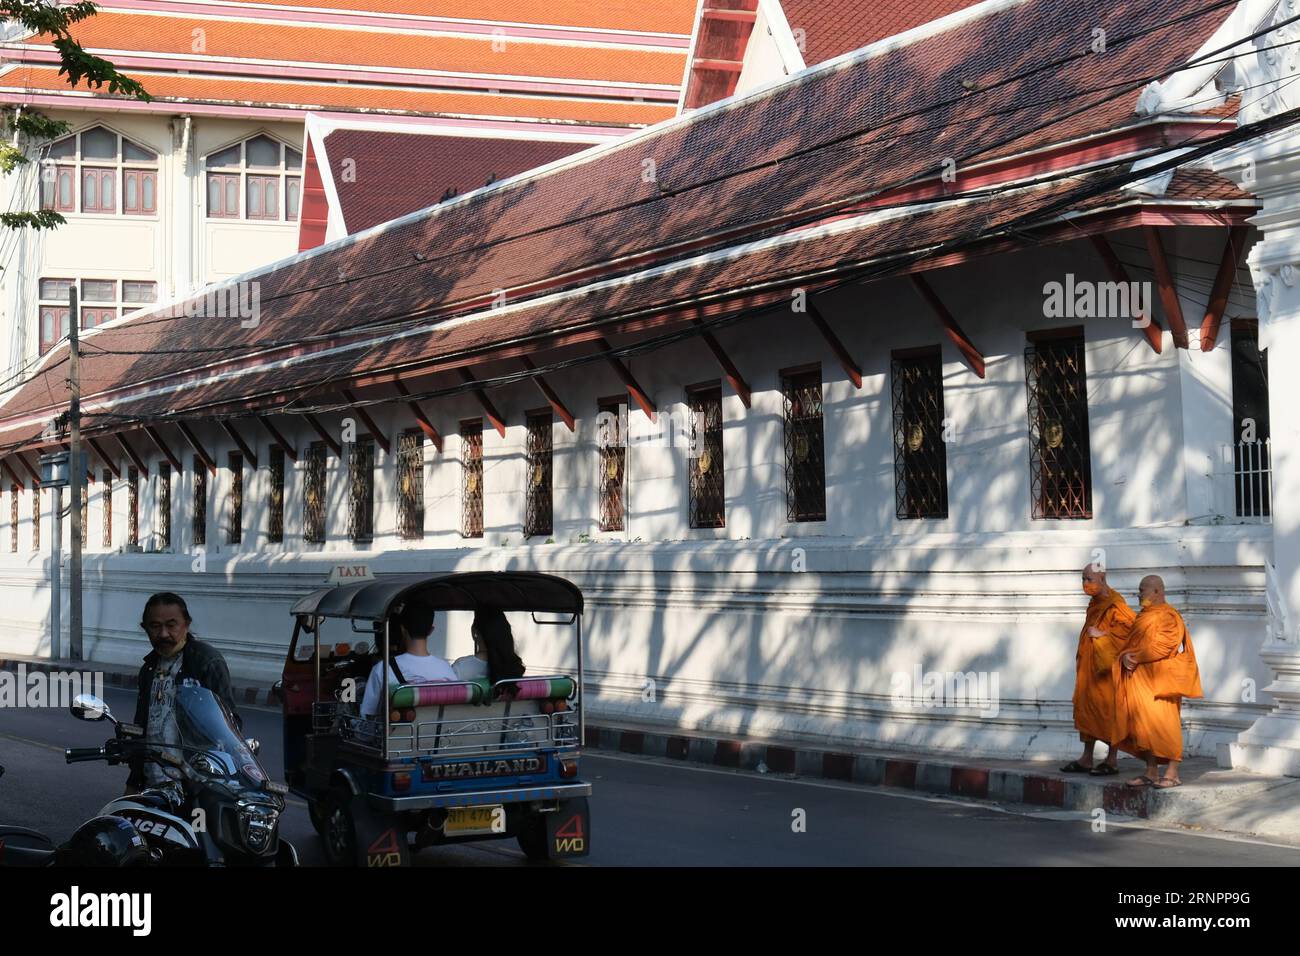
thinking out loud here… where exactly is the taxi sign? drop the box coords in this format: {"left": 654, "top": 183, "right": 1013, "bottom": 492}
{"left": 328, "top": 563, "right": 375, "bottom": 586}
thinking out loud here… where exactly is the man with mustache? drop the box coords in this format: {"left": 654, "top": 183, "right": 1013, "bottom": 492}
{"left": 126, "top": 591, "right": 240, "bottom": 794}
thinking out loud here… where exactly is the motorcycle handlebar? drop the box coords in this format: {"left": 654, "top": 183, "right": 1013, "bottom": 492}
{"left": 65, "top": 747, "right": 106, "bottom": 763}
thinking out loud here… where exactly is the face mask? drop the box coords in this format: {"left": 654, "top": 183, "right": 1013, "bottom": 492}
{"left": 1082, "top": 581, "right": 1101, "bottom": 596}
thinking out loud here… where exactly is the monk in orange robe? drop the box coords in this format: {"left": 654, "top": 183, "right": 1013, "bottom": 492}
{"left": 1060, "top": 563, "right": 1135, "bottom": 775}
{"left": 1115, "top": 575, "right": 1203, "bottom": 788}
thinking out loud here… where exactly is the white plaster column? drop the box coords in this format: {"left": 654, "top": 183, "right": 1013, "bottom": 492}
{"left": 1212, "top": 0, "right": 1300, "bottom": 774}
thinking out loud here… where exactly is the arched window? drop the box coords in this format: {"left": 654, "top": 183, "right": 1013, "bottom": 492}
{"left": 40, "top": 125, "right": 159, "bottom": 216}
{"left": 205, "top": 134, "right": 302, "bottom": 221}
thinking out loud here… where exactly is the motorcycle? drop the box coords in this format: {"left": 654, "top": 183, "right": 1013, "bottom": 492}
{"left": 0, "top": 680, "right": 297, "bottom": 866}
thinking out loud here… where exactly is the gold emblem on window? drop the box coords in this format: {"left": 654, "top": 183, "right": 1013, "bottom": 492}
{"left": 907, "top": 423, "right": 924, "bottom": 453}
{"left": 531, "top": 463, "right": 545, "bottom": 487}
{"left": 1045, "top": 422, "right": 1065, "bottom": 449}
{"left": 466, "top": 472, "right": 479, "bottom": 494}
{"left": 698, "top": 450, "right": 712, "bottom": 474}
{"left": 606, "top": 457, "right": 620, "bottom": 480}
{"left": 794, "top": 434, "right": 810, "bottom": 463}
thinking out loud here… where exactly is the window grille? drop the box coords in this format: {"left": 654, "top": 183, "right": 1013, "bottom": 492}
{"left": 598, "top": 400, "right": 626, "bottom": 532}
{"left": 102, "top": 469, "right": 113, "bottom": 547}
{"left": 348, "top": 437, "right": 374, "bottom": 545}
{"left": 1025, "top": 333, "right": 1093, "bottom": 519}
{"left": 192, "top": 457, "right": 207, "bottom": 546}
{"left": 782, "top": 369, "right": 826, "bottom": 522}
{"left": 303, "top": 442, "right": 326, "bottom": 544}
{"left": 127, "top": 466, "right": 139, "bottom": 546}
{"left": 228, "top": 452, "right": 243, "bottom": 545}
{"left": 397, "top": 430, "right": 424, "bottom": 540}
{"left": 525, "top": 413, "right": 553, "bottom": 537}
{"left": 158, "top": 462, "right": 171, "bottom": 549}
{"left": 687, "top": 385, "right": 725, "bottom": 529}
{"left": 891, "top": 349, "right": 949, "bottom": 519}
{"left": 268, "top": 446, "right": 284, "bottom": 543}
{"left": 461, "top": 422, "right": 484, "bottom": 539}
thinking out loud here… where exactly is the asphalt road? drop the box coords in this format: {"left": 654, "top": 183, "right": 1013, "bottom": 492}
{"left": 3, "top": 686, "right": 1299, "bottom": 867}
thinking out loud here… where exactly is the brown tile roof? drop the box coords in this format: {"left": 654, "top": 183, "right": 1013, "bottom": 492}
{"left": 0, "top": 0, "right": 1248, "bottom": 449}
{"left": 324, "top": 129, "right": 592, "bottom": 234}
{"left": 779, "top": 0, "right": 985, "bottom": 65}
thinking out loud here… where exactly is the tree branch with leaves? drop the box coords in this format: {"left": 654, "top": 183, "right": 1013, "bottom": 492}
{"left": 1, "top": 0, "right": 151, "bottom": 229}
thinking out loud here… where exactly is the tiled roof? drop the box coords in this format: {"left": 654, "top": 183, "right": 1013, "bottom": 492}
{"left": 34, "top": 13, "right": 685, "bottom": 86}
{"left": 0, "top": 0, "right": 1249, "bottom": 449}
{"left": 0, "top": 66, "right": 676, "bottom": 125}
{"left": 779, "top": 0, "right": 985, "bottom": 65}
{"left": 324, "top": 129, "right": 592, "bottom": 234}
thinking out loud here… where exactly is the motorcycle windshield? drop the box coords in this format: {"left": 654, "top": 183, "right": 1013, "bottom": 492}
{"left": 173, "top": 680, "right": 269, "bottom": 793}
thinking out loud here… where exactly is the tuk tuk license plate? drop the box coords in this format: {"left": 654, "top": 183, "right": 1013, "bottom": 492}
{"left": 444, "top": 806, "right": 503, "bottom": 836}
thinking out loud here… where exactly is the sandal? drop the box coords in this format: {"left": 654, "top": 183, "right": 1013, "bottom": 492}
{"left": 1059, "top": 761, "right": 1092, "bottom": 773}
{"left": 1125, "top": 775, "right": 1158, "bottom": 788}
{"left": 1089, "top": 764, "right": 1118, "bottom": 776}
{"left": 1153, "top": 777, "right": 1182, "bottom": 789}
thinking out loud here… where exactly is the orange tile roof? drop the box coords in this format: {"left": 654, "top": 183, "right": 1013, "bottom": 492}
{"left": 223, "top": 0, "right": 697, "bottom": 33}
{"left": 31, "top": 12, "right": 685, "bottom": 85}
{"left": 2, "top": 65, "right": 676, "bottom": 124}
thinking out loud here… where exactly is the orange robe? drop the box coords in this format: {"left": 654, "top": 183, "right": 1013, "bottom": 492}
{"left": 1072, "top": 590, "right": 1136, "bottom": 743}
{"left": 1114, "top": 604, "right": 1203, "bottom": 761}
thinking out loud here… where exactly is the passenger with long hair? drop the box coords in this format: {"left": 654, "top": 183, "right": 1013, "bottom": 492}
{"left": 453, "top": 607, "right": 525, "bottom": 691}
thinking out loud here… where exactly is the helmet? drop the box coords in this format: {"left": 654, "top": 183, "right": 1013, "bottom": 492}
{"left": 58, "top": 816, "right": 151, "bottom": 867}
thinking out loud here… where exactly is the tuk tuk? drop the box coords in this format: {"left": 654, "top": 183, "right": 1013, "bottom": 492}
{"left": 277, "top": 571, "right": 591, "bottom": 865}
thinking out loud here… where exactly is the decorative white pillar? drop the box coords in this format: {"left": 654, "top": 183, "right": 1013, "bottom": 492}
{"left": 1212, "top": 0, "right": 1300, "bottom": 774}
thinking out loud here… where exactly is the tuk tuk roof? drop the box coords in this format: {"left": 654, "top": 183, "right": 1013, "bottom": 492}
{"left": 289, "top": 571, "right": 583, "bottom": 620}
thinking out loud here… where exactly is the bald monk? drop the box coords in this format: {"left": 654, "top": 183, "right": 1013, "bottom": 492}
{"left": 1114, "top": 575, "right": 1203, "bottom": 788}
{"left": 1060, "top": 563, "right": 1135, "bottom": 775}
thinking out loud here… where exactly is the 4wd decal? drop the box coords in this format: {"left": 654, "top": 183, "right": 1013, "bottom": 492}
{"left": 366, "top": 828, "right": 402, "bottom": 867}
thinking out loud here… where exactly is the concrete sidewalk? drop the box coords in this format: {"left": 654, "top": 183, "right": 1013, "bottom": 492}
{"left": 7, "top": 653, "right": 1298, "bottom": 847}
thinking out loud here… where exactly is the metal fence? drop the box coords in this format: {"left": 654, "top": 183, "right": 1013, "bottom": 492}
{"left": 1234, "top": 438, "right": 1272, "bottom": 520}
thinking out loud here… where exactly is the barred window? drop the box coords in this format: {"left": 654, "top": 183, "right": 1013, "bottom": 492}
{"left": 228, "top": 452, "right": 243, "bottom": 545}
{"left": 782, "top": 368, "right": 826, "bottom": 522}
{"left": 9, "top": 485, "right": 16, "bottom": 553}
{"left": 303, "top": 442, "right": 326, "bottom": 544}
{"left": 525, "top": 412, "right": 553, "bottom": 538}
{"left": 891, "top": 349, "right": 949, "bottom": 519}
{"left": 598, "top": 399, "right": 627, "bottom": 532}
{"left": 192, "top": 457, "right": 207, "bottom": 546}
{"left": 102, "top": 469, "right": 113, "bottom": 548}
{"left": 461, "top": 421, "right": 483, "bottom": 539}
{"left": 158, "top": 462, "right": 171, "bottom": 550}
{"left": 31, "top": 488, "right": 40, "bottom": 551}
{"left": 396, "top": 430, "right": 424, "bottom": 540}
{"left": 348, "top": 437, "right": 374, "bottom": 545}
{"left": 1025, "top": 331, "right": 1093, "bottom": 519}
{"left": 687, "top": 384, "right": 725, "bottom": 529}
{"left": 80, "top": 482, "right": 87, "bottom": 548}
{"left": 268, "top": 446, "right": 284, "bottom": 543}
{"left": 127, "top": 466, "right": 139, "bottom": 546}
{"left": 1230, "top": 319, "right": 1270, "bottom": 518}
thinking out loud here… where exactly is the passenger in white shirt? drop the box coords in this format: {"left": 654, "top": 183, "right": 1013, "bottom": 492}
{"left": 360, "top": 600, "right": 457, "bottom": 717}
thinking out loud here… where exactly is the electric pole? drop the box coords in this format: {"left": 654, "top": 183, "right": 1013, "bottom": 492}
{"left": 68, "top": 286, "right": 82, "bottom": 662}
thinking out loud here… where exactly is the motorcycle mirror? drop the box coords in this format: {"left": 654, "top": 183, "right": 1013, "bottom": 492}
{"left": 70, "top": 694, "right": 112, "bottom": 723}
{"left": 244, "top": 737, "right": 261, "bottom": 756}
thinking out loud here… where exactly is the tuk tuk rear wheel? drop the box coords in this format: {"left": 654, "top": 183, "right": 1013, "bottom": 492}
{"left": 320, "top": 788, "right": 357, "bottom": 866}
{"left": 307, "top": 798, "right": 327, "bottom": 836}
{"left": 516, "top": 815, "right": 550, "bottom": 862}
